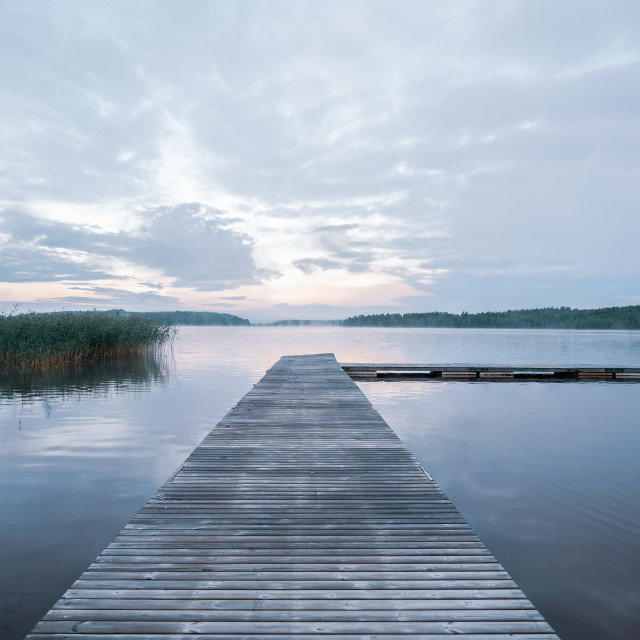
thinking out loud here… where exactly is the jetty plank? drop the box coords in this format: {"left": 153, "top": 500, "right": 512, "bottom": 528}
{"left": 27, "top": 353, "right": 558, "bottom": 638}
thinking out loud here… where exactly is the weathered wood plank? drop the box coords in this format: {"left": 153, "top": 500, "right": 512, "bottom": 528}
{"left": 33, "top": 620, "right": 555, "bottom": 633}
{"left": 69, "top": 579, "right": 520, "bottom": 589}
{"left": 43, "top": 609, "right": 546, "bottom": 622}
{"left": 93, "top": 560, "right": 497, "bottom": 569}
{"left": 58, "top": 587, "right": 536, "bottom": 600}
{"left": 27, "top": 354, "right": 558, "bottom": 638}
{"left": 24, "top": 633, "right": 564, "bottom": 640}
{"left": 51, "top": 598, "right": 538, "bottom": 611}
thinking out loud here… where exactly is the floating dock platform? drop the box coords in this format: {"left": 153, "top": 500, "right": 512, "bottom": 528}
{"left": 27, "top": 354, "right": 559, "bottom": 639}
{"left": 342, "top": 362, "right": 640, "bottom": 381}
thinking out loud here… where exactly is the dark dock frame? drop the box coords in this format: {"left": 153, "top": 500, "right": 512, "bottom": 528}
{"left": 27, "top": 354, "right": 560, "bottom": 639}
{"left": 342, "top": 362, "right": 640, "bottom": 381}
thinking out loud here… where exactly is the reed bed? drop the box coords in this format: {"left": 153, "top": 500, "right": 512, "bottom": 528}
{"left": 0, "top": 311, "right": 175, "bottom": 373}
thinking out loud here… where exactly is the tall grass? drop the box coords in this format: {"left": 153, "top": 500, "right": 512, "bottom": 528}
{"left": 0, "top": 311, "right": 175, "bottom": 373}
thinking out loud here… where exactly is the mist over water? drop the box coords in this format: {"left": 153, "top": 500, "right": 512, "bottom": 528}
{"left": 1, "top": 327, "right": 639, "bottom": 640}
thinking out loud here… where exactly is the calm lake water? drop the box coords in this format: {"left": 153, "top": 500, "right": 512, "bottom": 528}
{"left": 1, "top": 327, "right": 639, "bottom": 640}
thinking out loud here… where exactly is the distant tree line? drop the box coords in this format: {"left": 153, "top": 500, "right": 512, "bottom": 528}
{"left": 342, "top": 306, "right": 640, "bottom": 329}
{"left": 139, "top": 310, "right": 250, "bottom": 326}
{"left": 79, "top": 309, "right": 250, "bottom": 326}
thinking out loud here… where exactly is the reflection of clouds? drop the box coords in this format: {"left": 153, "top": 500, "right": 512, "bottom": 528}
{"left": 22, "top": 419, "right": 138, "bottom": 459}
{"left": 358, "top": 379, "right": 445, "bottom": 397}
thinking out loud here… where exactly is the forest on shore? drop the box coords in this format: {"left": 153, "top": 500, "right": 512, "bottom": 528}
{"left": 342, "top": 306, "right": 640, "bottom": 330}
{"left": 139, "top": 310, "right": 250, "bottom": 326}
{"left": 100, "top": 309, "right": 250, "bottom": 326}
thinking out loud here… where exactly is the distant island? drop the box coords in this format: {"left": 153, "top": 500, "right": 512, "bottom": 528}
{"left": 343, "top": 306, "right": 640, "bottom": 330}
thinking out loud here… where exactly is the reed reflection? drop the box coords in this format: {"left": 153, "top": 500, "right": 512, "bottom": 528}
{"left": 0, "top": 350, "right": 173, "bottom": 406}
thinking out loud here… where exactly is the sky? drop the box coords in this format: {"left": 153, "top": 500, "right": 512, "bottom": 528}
{"left": 1, "top": 1, "right": 639, "bottom": 323}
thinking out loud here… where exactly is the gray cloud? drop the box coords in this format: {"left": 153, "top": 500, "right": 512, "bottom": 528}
{"left": 0, "top": 208, "right": 116, "bottom": 282}
{"left": 0, "top": 244, "right": 114, "bottom": 283}
{"left": 293, "top": 258, "right": 343, "bottom": 274}
{"left": 125, "top": 204, "right": 258, "bottom": 291}
{"left": 0, "top": 203, "right": 260, "bottom": 291}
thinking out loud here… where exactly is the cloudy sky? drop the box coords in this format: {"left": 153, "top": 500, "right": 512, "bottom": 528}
{"left": 1, "top": 1, "right": 638, "bottom": 322}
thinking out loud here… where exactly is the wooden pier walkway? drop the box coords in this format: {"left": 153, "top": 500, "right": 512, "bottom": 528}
{"left": 27, "top": 353, "right": 559, "bottom": 639}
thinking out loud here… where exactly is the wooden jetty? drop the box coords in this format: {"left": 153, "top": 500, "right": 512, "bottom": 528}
{"left": 342, "top": 362, "right": 640, "bottom": 381}
{"left": 27, "top": 353, "right": 559, "bottom": 639}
